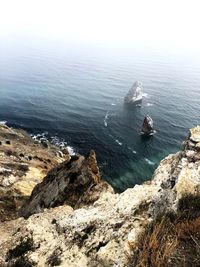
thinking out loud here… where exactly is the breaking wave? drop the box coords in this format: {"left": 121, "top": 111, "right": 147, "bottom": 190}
{"left": 128, "top": 147, "right": 137, "bottom": 154}
{"left": 142, "top": 92, "right": 149, "bottom": 98}
{"left": 115, "top": 139, "right": 122, "bottom": 146}
{"left": 104, "top": 112, "right": 109, "bottom": 127}
{"left": 145, "top": 158, "right": 155, "bottom": 165}
{"left": 146, "top": 103, "right": 154, "bottom": 107}
{"left": 67, "top": 146, "right": 76, "bottom": 156}
{"left": 31, "top": 132, "right": 76, "bottom": 155}
{"left": 0, "top": 121, "right": 7, "bottom": 125}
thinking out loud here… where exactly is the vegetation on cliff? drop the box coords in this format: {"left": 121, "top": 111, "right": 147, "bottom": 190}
{"left": 129, "top": 194, "right": 200, "bottom": 267}
{"left": 0, "top": 124, "right": 200, "bottom": 266}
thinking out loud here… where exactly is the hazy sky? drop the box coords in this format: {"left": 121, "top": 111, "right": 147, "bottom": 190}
{"left": 0, "top": 0, "right": 200, "bottom": 51}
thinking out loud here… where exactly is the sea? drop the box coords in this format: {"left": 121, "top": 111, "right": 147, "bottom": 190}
{"left": 1, "top": 38, "right": 200, "bottom": 191}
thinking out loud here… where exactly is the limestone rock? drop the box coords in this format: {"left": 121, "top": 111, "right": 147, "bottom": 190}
{"left": 0, "top": 124, "right": 70, "bottom": 221}
{"left": 0, "top": 125, "right": 200, "bottom": 266}
{"left": 0, "top": 184, "right": 159, "bottom": 267}
{"left": 19, "top": 150, "right": 113, "bottom": 218}
{"left": 190, "top": 125, "right": 200, "bottom": 142}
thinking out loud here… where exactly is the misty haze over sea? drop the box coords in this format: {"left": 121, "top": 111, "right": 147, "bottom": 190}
{"left": 1, "top": 39, "right": 200, "bottom": 191}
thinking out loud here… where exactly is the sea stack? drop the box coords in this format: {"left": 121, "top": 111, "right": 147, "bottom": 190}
{"left": 124, "top": 81, "right": 143, "bottom": 105}
{"left": 141, "top": 115, "right": 155, "bottom": 135}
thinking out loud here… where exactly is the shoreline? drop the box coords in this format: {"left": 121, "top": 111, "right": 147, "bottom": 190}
{"left": 0, "top": 124, "right": 200, "bottom": 266}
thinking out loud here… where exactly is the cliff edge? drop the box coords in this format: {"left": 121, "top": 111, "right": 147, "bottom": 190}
{"left": 0, "top": 124, "right": 70, "bottom": 221}
{"left": 0, "top": 125, "right": 200, "bottom": 266}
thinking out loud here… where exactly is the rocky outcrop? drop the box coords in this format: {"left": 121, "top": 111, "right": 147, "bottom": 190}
{"left": 19, "top": 150, "right": 113, "bottom": 218}
{"left": 0, "top": 185, "right": 157, "bottom": 267}
{"left": 141, "top": 115, "right": 155, "bottom": 135}
{"left": 0, "top": 124, "right": 70, "bottom": 221}
{"left": 0, "top": 125, "right": 200, "bottom": 266}
{"left": 124, "top": 81, "right": 143, "bottom": 105}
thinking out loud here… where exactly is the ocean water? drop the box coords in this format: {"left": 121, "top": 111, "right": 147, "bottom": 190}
{"left": 1, "top": 40, "right": 200, "bottom": 191}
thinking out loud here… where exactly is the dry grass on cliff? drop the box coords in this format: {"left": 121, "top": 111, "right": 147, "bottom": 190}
{"left": 130, "top": 194, "right": 200, "bottom": 267}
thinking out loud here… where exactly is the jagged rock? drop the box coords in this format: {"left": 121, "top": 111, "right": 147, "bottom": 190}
{"left": 0, "top": 184, "right": 158, "bottom": 267}
{"left": 41, "top": 140, "right": 49, "bottom": 148}
{"left": 62, "top": 148, "right": 68, "bottom": 155}
{"left": 124, "top": 81, "right": 143, "bottom": 105}
{"left": 19, "top": 150, "right": 113, "bottom": 218}
{"left": 189, "top": 125, "right": 200, "bottom": 142}
{"left": 0, "top": 125, "right": 200, "bottom": 266}
{"left": 57, "top": 150, "right": 64, "bottom": 158}
{"left": 141, "top": 115, "right": 155, "bottom": 135}
{"left": 0, "top": 124, "right": 69, "bottom": 221}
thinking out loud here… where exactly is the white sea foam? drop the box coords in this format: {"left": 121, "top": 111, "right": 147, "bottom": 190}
{"left": 149, "top": 130, "right": 157, "bottom": 136}
{"left": 140, "top": 130, "right": 156, "bottom": 136}
{"left": 142, "top": 93, "right": 149, "bottom": 98}
{"left": 31, "top": 132, "right": 76, "bottom": 155}
{"left": 145, "top": 158, "right": 155, "bottom": 165}
{"left": 136, "top": 103, "right": 142, "bottom": 107}
{"left": 104, "top": 112, "right": 109, "bottom": 127}
{"left": 111, "top": 103, "right": 116, "bottom": 106}
{"left": 67, "top": 146, "right": 76, "bottom": 156}
{"left": 146, "top": 103, "right": 154, "bottom": 107}
{"left": 131, "top": 149, "right": 137, "bottom": 154}
{"left": 128, "top": 147, "right": 137, "bottom": 154}
{"left": 115, "top": 139, "right": 122, "bottom": 146}
{"left": 0, "top": 121, "right": 7, "bottom": 125}
{"left": 31, "top": 132, "right": 49, "bottom": 143}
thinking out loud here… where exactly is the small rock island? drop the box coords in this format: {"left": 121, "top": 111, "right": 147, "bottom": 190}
{"left": 124, "top": 81, "right": 143, "bottom": 105}
{"left": 141, "top": 115, "right": 155, "bottom": 135}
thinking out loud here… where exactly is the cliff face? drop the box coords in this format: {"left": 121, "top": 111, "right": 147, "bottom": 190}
{"left": 19, "top": 150, "right": 113, "bottom": 218}
{"left": 0, "top": 124, "right": 70, "bottom": 221}
{"left": 0, "top": 125, "right": 200, "bottom": 267}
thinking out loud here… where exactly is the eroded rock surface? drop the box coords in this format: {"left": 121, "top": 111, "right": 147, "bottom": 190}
{"left": 0, "top": 124, "right": 69, "bottom": 221}
{"left": 20, "top": 150, "right": 113, "bottom": 218}
{"left": 0, "top": 125, "right": 200, "bottom": 266}
{"left": 141, "top": 115, "right": 155, "bottom": 135}
{"left": 124, "top": 81, "right": 143, "bottom": 105}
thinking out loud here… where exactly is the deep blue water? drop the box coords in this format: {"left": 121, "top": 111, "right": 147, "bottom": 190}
{"left": 1, "top": 39, "right": 200, "bottom": 191}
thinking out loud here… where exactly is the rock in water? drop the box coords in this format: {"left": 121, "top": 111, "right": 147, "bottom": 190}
{"left": 141, "top": 115, "right": 155, "bottom": 135}
{"left": 124, "top": 81, "right": 143, "bottom": 105}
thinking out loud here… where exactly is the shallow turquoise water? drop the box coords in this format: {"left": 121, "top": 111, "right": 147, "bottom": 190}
{"left": 1, "top": 40, "right": 200, "bottom": 191}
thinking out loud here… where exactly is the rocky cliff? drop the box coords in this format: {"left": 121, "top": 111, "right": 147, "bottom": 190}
{"left": 0, "top": 124, "right": 70, "bottom": 221}
{"left": 0, "top": 124, "right": 200, "bottom": 267}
